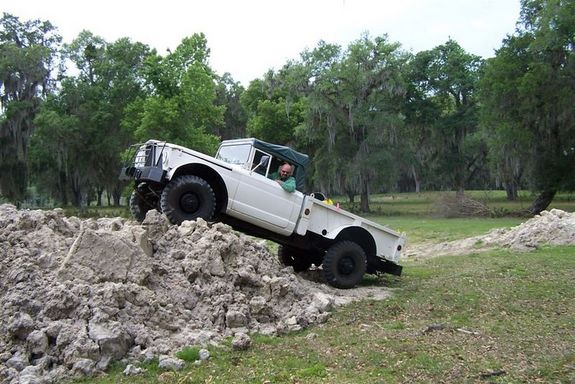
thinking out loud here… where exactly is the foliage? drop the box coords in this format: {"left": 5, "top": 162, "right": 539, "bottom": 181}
{"left": 0, "top": 13, "right": 61, "bottom": 200}
{"left": 29, "top": 32, "right": 150, "bottom": 207}
{"left": 409, "top": 39, "right": 485, "bottom": 195}
{"left": 241, "top": 71, "right": 305, "bottom": 146}
{"left": 127, "top": 33, "right": 223, "bottom": 154}
{"left": 214, "top": 72, "right": 247, "bottom": 140}
{"left": 291, "top": 35, "right": 409, "bottom": 211}
{"left": 480, "top": 0, "right": 575, "bottom": 213}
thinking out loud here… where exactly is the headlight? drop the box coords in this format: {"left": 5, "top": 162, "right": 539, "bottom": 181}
{"left": 162, "top": 149, "right": 170, "bottom": 165}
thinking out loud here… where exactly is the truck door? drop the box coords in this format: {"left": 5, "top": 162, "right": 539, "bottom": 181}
{"left": 230, "top": 150, "right": 303, "bottom": 235}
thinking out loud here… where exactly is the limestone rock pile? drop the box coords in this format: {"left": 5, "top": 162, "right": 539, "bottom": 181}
{"left": 0, "top": 205, "right": 335, "bottom": 383}
{"left": 487, "top": 209, "right": 575, "bottom": 250}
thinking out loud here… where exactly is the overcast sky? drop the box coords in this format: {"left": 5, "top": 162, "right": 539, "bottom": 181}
{"left": 4, "top": 0, "right": 521, "bottom": 86}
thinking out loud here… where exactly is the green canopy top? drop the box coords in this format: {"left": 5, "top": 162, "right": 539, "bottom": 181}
{"left": 220, "top": 138, "right": 310, "bottom": 191}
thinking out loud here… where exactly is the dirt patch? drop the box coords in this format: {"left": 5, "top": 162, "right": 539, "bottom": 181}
{"left": 0, "top": 205, "right": 391, "bottom": 383}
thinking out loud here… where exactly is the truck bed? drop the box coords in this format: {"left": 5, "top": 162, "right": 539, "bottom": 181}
{"left": 296, "top": 196, "right": 406, "bottom": 263}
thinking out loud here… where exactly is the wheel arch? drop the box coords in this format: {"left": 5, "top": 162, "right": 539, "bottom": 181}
{"left": 171, "top": 164, "right": 229, "bottom": 213}
{"left": 333, "top": 226, "right": 376, "bottom": 259}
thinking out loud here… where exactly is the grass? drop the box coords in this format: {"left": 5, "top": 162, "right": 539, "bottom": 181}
{"left": 70, "top": 213, "right": 575, "bottom": 384}
{"left": 339, "top": 190, "right": 575, "bottom": 217}
{"left": 373, "top": 216, "right": 526, "bottom": 243}
{"left": 176, "top": 346, "right": 203, "bottom": 362}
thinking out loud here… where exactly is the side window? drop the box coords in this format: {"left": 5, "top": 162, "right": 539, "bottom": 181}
{"left": 216, "top": 144, "right": 251, "bottom": 165}
{"left": 251, "top": 150, "right": 298, "bottom": 187}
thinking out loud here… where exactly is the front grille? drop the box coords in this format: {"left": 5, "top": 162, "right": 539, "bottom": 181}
{"left": 119, "top": 141, "right": 168, "bottom": 182}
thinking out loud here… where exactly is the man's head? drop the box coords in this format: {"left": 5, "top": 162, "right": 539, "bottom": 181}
{"left": 279, "top": 163, "right": 293, "bottom": 180}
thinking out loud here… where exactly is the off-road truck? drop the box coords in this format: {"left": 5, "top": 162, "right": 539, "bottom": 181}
{"left": 119, "top": 138, "right": 407, "bottom": 289}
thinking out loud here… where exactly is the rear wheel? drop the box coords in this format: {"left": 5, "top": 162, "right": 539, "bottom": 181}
{"left": 160, "top": 175, "right": 216, "bottom": 225}
{"left": 278, "top": 245, "right": 313, "bottom": 272}
{"left": 323, "top": 241, "right": 366, "bottom": 289}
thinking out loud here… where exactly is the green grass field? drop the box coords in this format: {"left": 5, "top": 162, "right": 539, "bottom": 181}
{"left": 70, "top": 192, "right": 574, "bottom": 384}
{"left": 344, "top": 190, "right": 575, "bottom": 217}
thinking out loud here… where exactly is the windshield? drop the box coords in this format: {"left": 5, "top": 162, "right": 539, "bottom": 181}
{"left": 215, "top": 144, "right": 252, "bottom": 165}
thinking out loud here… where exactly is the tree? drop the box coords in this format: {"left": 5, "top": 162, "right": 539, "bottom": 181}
{"left": 59, "top": 31, "right": 108, "bottom": 207}
{"left": 30, "top": 31, "right": 150, "bottom": 207}
{"left": 214, "top": 73, "right": 247, "bottom": 140}
{"left": 480, "top": 0, "right": 575, "bottom": 213}
{"left": 0, "top": 13, "right": 61, "bottom": 200}
{"left": 127, "top": 33, "right": 223, "bottom": 154}
{"left": 97, "top": 37, "right": 151, "bottom": 205}
{"left": 29, "top": 92, "right": 81, "bottom": 206}
{"left": 240, "top": 69, "right": 305, "bottom": 146}
{"left": 410, "top": 39, "right": 485, "bottom": 196}
{"left": 300, "top": 35, "right": 408, "bottom": 211}
{"left": 479, "top": 34, "right": 532, "bottom": 201}
{"left": 402, "top": 53, "right": 440, "bottom": 193}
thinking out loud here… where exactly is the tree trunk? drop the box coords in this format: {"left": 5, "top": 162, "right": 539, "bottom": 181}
{"left": 346, "top": 192, "right": 355, "bottom": 204}
{"left": 112, "top": 187, "right": 122, "bottom": 206}
{"left": 360, "top": 179, "right": 370, "bottom": 213}
{"left": 96, "top": 188, "right": 103, "bottom": 207}
{"left": 80, "top": 191, "right": 88, "bottom": 211}
{"left": 58, "top": 171, "right": 68, "bottom": 206}
{"left": 72, "top": 188, "right": 82, "bottom": 208}
{"left": 411, "top": 165, "right": 421, "bottom": 194}
{"left": 528, "top": 190, "right": 556, "bottom": 215}
{"left": 505, "top": 182, "right": 518, "bottom": 201}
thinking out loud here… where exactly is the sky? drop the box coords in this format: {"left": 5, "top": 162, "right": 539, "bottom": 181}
{"left": 3, "top": 0, "right": 521, "bottom": 86}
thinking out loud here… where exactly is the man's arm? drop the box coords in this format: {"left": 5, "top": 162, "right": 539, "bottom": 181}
{"left": 279, "top": 176, "right": 296, "bottom": 193}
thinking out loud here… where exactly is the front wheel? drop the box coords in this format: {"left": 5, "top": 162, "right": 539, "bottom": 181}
{"left": 129, "top": 184, "right": 160, "bottom": 222}
{"left": 322, "top": 241, "right": 366, "bottom": 289}
{"left": 160, "top": 175, "right": 216, "bottom": 225}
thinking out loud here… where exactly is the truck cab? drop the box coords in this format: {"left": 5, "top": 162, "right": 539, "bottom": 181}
{"left": 214, "top": 138, "right": 309, "bottom": 237}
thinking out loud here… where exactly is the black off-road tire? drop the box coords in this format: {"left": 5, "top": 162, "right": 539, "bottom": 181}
{"left": 160, "top": 175, "right": 216, "bottom": 225}
{"left": 278, "top": 245, "right": 313, "bottom": 272}
{"left": 129, "top": 186, "right": 159, "bottom": 222}
{"left": 322, "top": 241, "right": 367, "bottom": 289}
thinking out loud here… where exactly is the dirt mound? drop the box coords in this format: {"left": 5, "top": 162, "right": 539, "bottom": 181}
{"left": 0, "top": 204, "right": 389, "bottom": 383}
{"left": 406, "top": 209, "right": 575, "bottom": 259}
{"left": 487, "top": 209, "right": 575, "bottom": 249}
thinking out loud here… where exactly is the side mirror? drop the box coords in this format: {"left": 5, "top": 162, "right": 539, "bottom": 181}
{"left": 251, "top": 155, "right": 270, "bottom": 172}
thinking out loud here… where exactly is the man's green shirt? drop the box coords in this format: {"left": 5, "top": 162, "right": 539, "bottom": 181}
{"left": 269, "top": 171, "right": 296, "bottom": 193}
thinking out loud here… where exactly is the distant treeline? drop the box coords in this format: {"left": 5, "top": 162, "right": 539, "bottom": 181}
{"left": 0, "top": 0, "right": 573, "bottom": 213}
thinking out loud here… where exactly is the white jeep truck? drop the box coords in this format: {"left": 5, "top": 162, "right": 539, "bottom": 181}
{"left": 119, "top": 138, "right": 406, "bottom": 289}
